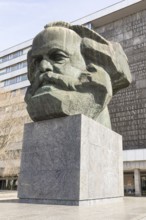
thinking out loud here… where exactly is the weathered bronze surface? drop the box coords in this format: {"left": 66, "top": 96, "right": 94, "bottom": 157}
{"left": 25, "top": 22, "right": 131, "bottom": 128}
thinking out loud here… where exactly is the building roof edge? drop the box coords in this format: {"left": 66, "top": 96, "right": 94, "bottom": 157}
{"left": 71, "top": 0, "right": 144, "bottom": 26}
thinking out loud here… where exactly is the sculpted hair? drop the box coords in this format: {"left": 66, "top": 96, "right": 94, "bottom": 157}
{"left": 44, "top": 21, "right": 108, "bottom": 45}
{"left": 28, "top": 21, "right": 132, "bottom": 94}
{"left": 44, "top": 21, "right": 131, "bottom": 94}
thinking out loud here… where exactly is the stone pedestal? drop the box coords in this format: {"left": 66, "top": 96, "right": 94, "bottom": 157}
{"left": 18, "top": 114, "right": 123, "bottom": 205}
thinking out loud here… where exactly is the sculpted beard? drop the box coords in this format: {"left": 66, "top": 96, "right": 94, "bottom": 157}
{"left": 25, "top": 64, "right": 112, "bottom": 121}
{"left": 26, "top": 67, "right": 111, "bottom": 104}
{"left": 25, "top": 70, "right": 89, "bottom": 98}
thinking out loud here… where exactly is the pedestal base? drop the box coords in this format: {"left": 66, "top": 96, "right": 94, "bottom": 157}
{"left": 18, "top": 114, "right": 123, "bottom": 205}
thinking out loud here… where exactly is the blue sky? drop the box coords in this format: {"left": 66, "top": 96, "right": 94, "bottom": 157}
{"left": 0, "top": 0, "right": 123, "bottom": 51}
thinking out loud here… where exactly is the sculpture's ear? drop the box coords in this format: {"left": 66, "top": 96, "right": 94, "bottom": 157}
{"left": 81, "top": 38, "right": 132, "bottom": 95}
{"left": 27, "top": 49, "right": 35, "bottom": 83}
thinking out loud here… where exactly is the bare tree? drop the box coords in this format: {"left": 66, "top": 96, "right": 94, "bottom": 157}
{"left": 0, "top": 88, "right": 30, "bottom": 177}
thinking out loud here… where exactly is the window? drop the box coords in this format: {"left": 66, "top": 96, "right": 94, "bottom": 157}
{"left": 0, "top": 69, "right": 6, "bottom": 76}
{"left": 0, "top": 50, "right": 23, "bottom": 63}
{"left": 0, "top": 47, "right": 31, "bottom": 64}
{"left": 141, "top": 175, "right": 146, "bottom": 196}
{"left": 5, "top": 61, "right": 27, "bottom": 73}
{"left": 124, "top": 172, "right": 135, "bottom": 196}
{"left": 0, "top": 177, "right": 18, "bottom": 190}
{"left": 4, "top": 74, "right": 28, "bottom": 87}
{"left": 0, "top": 61, "right": 27, "bottom": 76}
{"left": 21, "top": 74, "right": 27, "bottom": 81}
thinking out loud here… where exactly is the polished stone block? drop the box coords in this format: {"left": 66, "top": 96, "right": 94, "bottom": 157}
{"left": 18, "top": 114, "right": 123, "bottom": 205}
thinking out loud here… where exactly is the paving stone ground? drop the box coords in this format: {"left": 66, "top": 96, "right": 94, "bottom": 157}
{"left": 0, "top": 191, "right": 146, "bottom": 220}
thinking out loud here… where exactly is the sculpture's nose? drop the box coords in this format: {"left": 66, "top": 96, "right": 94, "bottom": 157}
{"left": 39, "top": 59, "right": 53, "bottom": 73}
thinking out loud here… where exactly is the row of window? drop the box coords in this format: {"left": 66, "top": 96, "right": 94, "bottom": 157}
{"left": 0, "top": 61, "right": 27, "bottom": 76}
{"left": 4, "top": 74, "right": 28, "bottom": 87}
{"left": 0, "top": 178, "right": 18, "bottom": 190}
{"left": 0, "top": 50, "right": 23, "bottom": 63}
{"left": 0, "top": 47, "right": 30, "bottom": 64}
{"left": 6, "top": 61, "right": 27, "bottom": 73}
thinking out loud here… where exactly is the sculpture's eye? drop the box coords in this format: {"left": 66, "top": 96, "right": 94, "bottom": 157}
{"left": 33, "top": 56, "right": 43, "bottom": 65}
{"left": 50, "top": 51, "right": 69, "bottom": 63}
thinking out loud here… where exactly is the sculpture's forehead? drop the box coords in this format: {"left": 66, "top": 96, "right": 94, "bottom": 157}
{"left": 32, "top": 27, "right": 82, "bottom": 56}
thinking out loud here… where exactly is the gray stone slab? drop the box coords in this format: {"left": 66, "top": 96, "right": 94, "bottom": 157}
{"left": 18, "top": 114, "right": 123, "bottom": 205}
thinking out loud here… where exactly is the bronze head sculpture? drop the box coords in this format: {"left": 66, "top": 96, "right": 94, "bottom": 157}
{"left": 25, "top": 21, "right": 132, "bottom": 128}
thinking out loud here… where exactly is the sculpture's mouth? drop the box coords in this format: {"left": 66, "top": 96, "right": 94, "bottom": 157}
{"left": 35, "top": 84, "right": 58, "bottom": 96}
{"left": 33, "top": 71, "right": 81, "bottom": 96}
{"left": 39, "top": 72, "right": 57, "bottom": 87}
{"left": 27, "top": 70, "right": 111, "bottom": 111}
{"left": 40, "top": 80, "right": 57, "bottom": 89}
{"left": 30, "top": 72, "right": 61, "bottom": 96}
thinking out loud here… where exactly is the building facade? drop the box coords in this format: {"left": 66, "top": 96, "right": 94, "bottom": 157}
{"left": 0, "top": 39, "right": 32, "bottom": 91}
{"left": 74, "top": 0, "right": 146, "bottom": 196}
{"left": 0, "top": 0, "right": 146, "bottom": 195}
{"left": 0, "top": 40, "right": 32, "bottom": 190}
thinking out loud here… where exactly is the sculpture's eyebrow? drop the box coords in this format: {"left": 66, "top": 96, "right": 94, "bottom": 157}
{"left": 47, "top": 48, "right": 69, "bottom": 56}
{"left": 31, "top": 47, "right": 70, "bottom": 57}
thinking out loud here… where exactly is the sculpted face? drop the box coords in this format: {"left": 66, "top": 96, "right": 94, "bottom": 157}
{"left": 28, "top": 27, "right": 87, "bottom": 95}
{"left": 25, "top": 22, "right": 131, "bottom": 128}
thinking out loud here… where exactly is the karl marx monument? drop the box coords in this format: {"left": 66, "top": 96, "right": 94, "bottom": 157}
{"left": 18, "top": 22, "right": 132, "bottom": 205}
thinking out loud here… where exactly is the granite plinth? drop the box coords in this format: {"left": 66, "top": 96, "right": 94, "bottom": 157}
{"left": 18, "top": 114, "right": 123, "bottom": 205}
